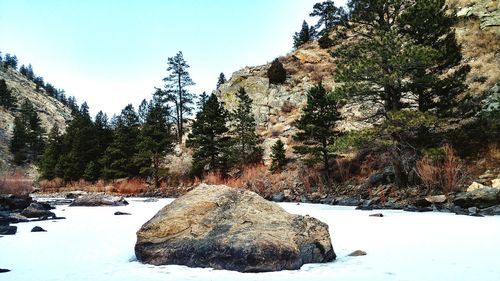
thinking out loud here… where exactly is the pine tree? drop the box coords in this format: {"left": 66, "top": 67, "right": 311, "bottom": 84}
{"left": 10, "top": 116, "right": 29, "bottom": 165}
{"left": 11, "top": 101, "right": 45, "bottom": 164}
{"left": 267, "top": 59, "right": 287, "bottom": 84}
{"left": 331, "top": 0, "right": 469, "bottom": 187}
{"left": 293, "top": 20, "right": 312, "bottom": 48}
{"left": 0, "top": 79, "right": 16, "bottom": 109}
{"left": 135, "top": 95, "right": 175, "bottom": 188}
{"left": 187, "top": 94, "right": 231, "bottom": 177}
{"left": 39, "top": 125, "right": 62, "bottom": 179}
{"left": 101, "top": 104, "right": 141, "bottom": 179}
{"left": 293, "top": 83, "right": 342, "bottom": 181}
{"left": 3, "top": 54, "right": 18, "bottom": 69}
{"left": 197, "top": 91, "right": 209, "bottom": 109}
{"left": 216, "top": 72, "right": 226, "bottom": 89}
{"left": 270, "top": 139, "right": 287, "bottom": 172}
{"left": 230, "top": 88, "right": 262, "bottom": 167}
{"left": 161, "top": 51, "right": 195, "bottom": 143}
{"left": 309, "top": 1, "right": 345, "bottom": 34}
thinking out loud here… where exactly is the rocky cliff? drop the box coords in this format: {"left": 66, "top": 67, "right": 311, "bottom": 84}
{"left": 216, "top": 0, "right": 499, "bottom": 163}
{"left": 0, "top": 67, "right": 72, "bottom": 172}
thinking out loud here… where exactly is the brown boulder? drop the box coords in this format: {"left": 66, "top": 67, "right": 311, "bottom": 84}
{"left": 135, "top": 184, "right": 335, "bottom": 272}
{"left": 69, "top": 194, "right": 128, "bottom": 207}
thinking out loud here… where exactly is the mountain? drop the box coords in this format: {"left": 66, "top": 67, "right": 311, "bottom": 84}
{"left": 216, "top": 0, "right": 500, "bottom": 163}
{"left": 0, "top": 66, "right": 72, "bottom": 172}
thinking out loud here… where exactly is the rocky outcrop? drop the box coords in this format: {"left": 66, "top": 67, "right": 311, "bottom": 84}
{"left": 456, "top": 0, "right": 500, "bottom": 30}
{"left": 135, "top": 184, "right": 335, "bottom": 272}
{"left": 454, "top": 187, "right": 500, "bottom": 208}
{"left": 69, "top": 194, "right": 128, "bottom": 207}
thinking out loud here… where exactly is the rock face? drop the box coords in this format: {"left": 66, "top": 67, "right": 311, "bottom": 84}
{"left": 454, "top": 187, "right": 500, "bottom": 208}
{"left": 135, "top": 184, "right": 335, "bottom": 272}
{"left": 69, "top": 194, "right": 128, "bottom": 207}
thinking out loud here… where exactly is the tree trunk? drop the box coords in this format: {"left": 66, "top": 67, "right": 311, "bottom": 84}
{"left": 391, "top": 144, "right": 407, "bottom": 188}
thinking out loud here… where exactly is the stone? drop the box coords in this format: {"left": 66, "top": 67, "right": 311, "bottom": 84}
{"left": 0, "top": 268, "right": 11, "bottom": 273}
{"left": 0, "top": 217, "right": 9, "bottom": 226}
{"left": 135, "top": 184, "right": 335, "bottom": 272}
{"left": 21, "top": 202, "right": 55, "bottom": 219}
{"left": 369, "top": 213, "right": 384, "bottom": 217}
{"left": 114, "top": 211, "right": 131, "bottom": 216}
{"left": 468, "top": 207, "right": 479, "bottom": 215}
{"left": 69, "top": 194, "right": 128, "bottom": 207}
{"left": 425, "top": 195, "right": 447, "bottom": 204}
{"left": 491, "top": 179, "right": 500, "bottom": 189}
{"left": 336, "top": 197, "right": 360, "bottom": 206}
{"left": 0, "top": 195, "right": 32, "bottom": 210}
{"left": 65, "top": 191, "right": 88, "bottom": 199}
{"left": 453, "top": 187, "right": 500, "bottom": 209}
{"left": 480, "top": 205, "right": 500, "bottom": 216}
{"left": 0, "top": 225, "right": 17, "bottom": 235}
{"left": 348, "top": 250, "right": 367, "bottom": 257}
{"left": 31, "top": 226, "right": 47, "bottom": 232}
{"left": 271, "top": 192, "right": 285, "bottom": 202}
{"left": 467, "top": 182, "right": 487, "bottom": 192}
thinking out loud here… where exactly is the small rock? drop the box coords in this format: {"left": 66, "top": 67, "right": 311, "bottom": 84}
{"left": 468, "top": 207, "right": 478, "bottom": 215}
{"left": 0, "top": 225, "right": 17, "bottom": 235}
{"left": 70, "top": 194, "right": 128, "bottom": 207}
{"left": 467, "top": 182, "right": 487, "bottom": 192}
{"left": 348, "top": 250, "right": 367, "bottom": 257}
{"left": 0, "top": 268, "right": 11, "bottom": 273}
{"left": 369, "top": 213, "right": 384, "bottom": 217}
{"left": 492, "top": 179, "right": 500, "bottom": 189}
{"left": 271, "top": 192, "right": 285, "bottom": 202}
{"left": 65, "top": 191, "right": 88, "bottom": 199}
{"left": 0, "top": 217, "right": 9, "bottom": 226}
{"left": 114, "top": 211, "right": 131, "bottom": 216}
{"left": 425, "top": 195, "right": 447, "bottom": 204}
{"left": 31, "top": 226, "right": 47, "bottom": 232}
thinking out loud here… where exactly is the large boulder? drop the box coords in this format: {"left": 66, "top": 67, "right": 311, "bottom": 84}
{"left": 453, "top": 187, "right": 500, "bottom": 208}
{"left": 69, "top": 194, "right": 128, "bottom": 207}
{"left": 135, "top": 184, "right": 335, "bottom": 272}
{"left": 21, "top": 202, "right": 55, "bottom": 219}
{"left": 0, "top": 195, "right": 32, "bottom": 211}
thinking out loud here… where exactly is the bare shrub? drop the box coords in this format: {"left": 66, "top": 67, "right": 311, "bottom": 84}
{"left": 114, "top": 178, "right": 147, "bottom": 194}
{"left": 0, "top": 171, "right": 33, "bottom": 196}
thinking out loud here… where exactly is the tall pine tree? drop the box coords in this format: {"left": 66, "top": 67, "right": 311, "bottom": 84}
{"left": 230, "top": 88, "right": 262, "bottom": 167}
{"left": 270, "top": 139, "right": 287, "bottom": 173}
{"left": 39, "top": 125, "right": 62, "bottom": 179}
{"left": 293, "top": 20, "right": 313, "bottom": 48}
{"left": 293, "top": 83, "right": 342, "bottom": 181}
{"left": 0, "top": 79, "right": 16, "bottom": 109}
{"left": 187, "top": 94, "right": 231, "bottom": 177}
{"left": 161, "top": 51, "right": 195, "bottom": 143}
{"left": 216, "top": 72, "right": 226, "bottom": 89}
{"left": 135, "top": 95, "right": 175, "bottom": 188}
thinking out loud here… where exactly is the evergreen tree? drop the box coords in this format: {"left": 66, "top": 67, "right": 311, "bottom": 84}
{"left": 187, "top": 94, "right": 231, "bottom": 177}
{"left": 331, "top": 0, "right": 469, "bottom": 187}
{"left": 101, "top": 104, "right": 141, "bottom": 179}
{"left": 137, "top": 99, "right": 149, "bottom": 124}
{"left": 270, "top": 139, "right": 287, "bottom": 173}
{"left": 135, "top": 95, "right": 175, "bottom": 188}
{"left": 161, "top": 51, "right": 195, "bottom": 143}
{"left": 309, "top": 0, "right": 345, "bottom": 34}
{"left": 39, "top": 125, "right": 62, "bottom": 179}
{"left": 293, "top": 20, "right": 312, "bottom": 48}
{"left": 0, "top": 79, "right": 16, "bottom": 109}
{"left": 267, "top": 59, "right": 287, "bottom": 84}
{"left": 293, "top": 83, "right": 342, "bottom": 181}
{"left": 3, "top": 54, "right": 18, "bottom": 69}
{"left": 216, "top": 72, "right": 226, "bottom": 89}
{"left": 197, "top": 91, "right": 209, "bottom": 109}
{"left": 230, "top": 88, "right": 262, "bottom": 167}
{"left": 10, "top": 116, "right": 29, "bottom": 165}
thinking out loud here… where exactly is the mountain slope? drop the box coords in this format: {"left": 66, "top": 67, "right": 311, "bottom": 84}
{"left": 0, "top": 66, "right": 72, "bottom": 171}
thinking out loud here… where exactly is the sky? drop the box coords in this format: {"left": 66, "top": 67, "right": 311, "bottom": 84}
{"left": 0, "top": 0, "right": 346, "bottom": 117}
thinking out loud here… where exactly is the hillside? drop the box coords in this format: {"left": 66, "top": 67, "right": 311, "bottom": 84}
{"left": 216, "top": 0, "right": 500, "bottom": 163}
{"left": 0, "top": 66, "right": 72, "bottom": 172}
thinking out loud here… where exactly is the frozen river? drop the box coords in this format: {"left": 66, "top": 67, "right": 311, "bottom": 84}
{"left": 1, "top": 198, "right": 500, "bottom": 281}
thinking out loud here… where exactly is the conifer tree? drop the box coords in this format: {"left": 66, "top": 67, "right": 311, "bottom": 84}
{"left": 0, "top": 79, "right": 16, "bottom": 109}
{"left": 197, "top": 91, "right": 209, "bottom": 109}
{"left": 3, "top": 54, "right": 18, "bottom": 69}
{"left": 293, "top": 20, "right": 312, "bottom": 48}
{"left": 309, "top": 0, "right": 345, "bottom": 34}
{"left": 270, "top": 139, "right": 287, "bottom": 173}
{"left": 293, "top": 83, "right": 342, "bottom": 181}
{"left": 331, "top": 0, "right": 469, "bottom": 187}
{"left": 101, "top": 104, "right": 141, "bottom": 179}
{"left": 187, "top": 94, "right": 231, "bottom": 177}
{"left": 216, "top": 72, "right": 226, "bottom": 89}
{"left": 39, "top": 125, "right": 62, "bottom": 179}
{"left": 135, "top": 95, "right": 175, "bottom": 188}
{"left": 162, "top": 51, "right": 195, "bottom": 143}
{"left": 10, "top": 100, "right": 45, "bottom": 164}
{"left": 230, "top": 88, "right": 262, "bottom": 167}
{"left": 10, "top": 116, "right": 29, "bottom": 165}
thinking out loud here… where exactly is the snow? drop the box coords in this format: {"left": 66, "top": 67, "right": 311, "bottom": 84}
{"left": 1, "top": 198, "right": 500, "bottom": 281}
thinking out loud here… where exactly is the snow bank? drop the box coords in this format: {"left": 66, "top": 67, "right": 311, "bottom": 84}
{"left": 1, "top": 198, "right": 499, "bottom": 281}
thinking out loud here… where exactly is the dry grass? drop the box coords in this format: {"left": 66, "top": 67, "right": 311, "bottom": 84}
{"left": 0, "top": 170, "right": 33, "bottom": 196}
{"left": 416, "top": 144, "right": 467, "bottom": 193}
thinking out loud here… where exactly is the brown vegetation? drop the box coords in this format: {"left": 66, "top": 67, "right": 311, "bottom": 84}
{"left": 0, "top": 170, "right": 33, "bottom": 196}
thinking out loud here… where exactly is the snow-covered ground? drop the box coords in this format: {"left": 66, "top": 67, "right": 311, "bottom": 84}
{"left": 1, "top": 198, "right": 500, "bottom": 281}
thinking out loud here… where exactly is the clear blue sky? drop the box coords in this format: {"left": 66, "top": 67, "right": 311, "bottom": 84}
{"left": 0, "top": 0, "right": 346, "bottom": 117}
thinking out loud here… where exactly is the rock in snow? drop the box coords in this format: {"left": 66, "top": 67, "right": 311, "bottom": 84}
{"left": 135, "top": 184, "right": 335, "bottom": 272}
{"left": 69, "top": 194, "right": 128, "bottom": 207}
